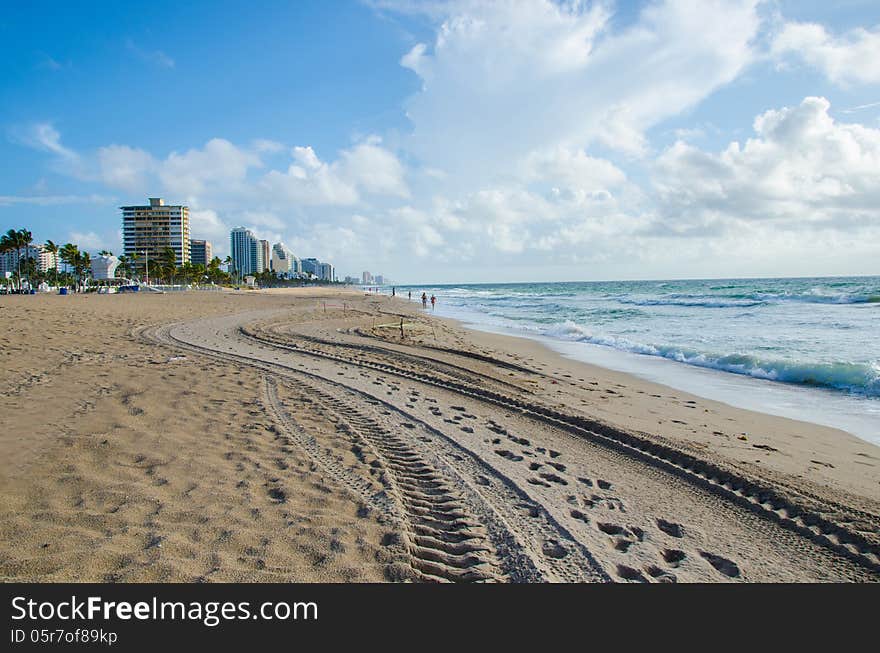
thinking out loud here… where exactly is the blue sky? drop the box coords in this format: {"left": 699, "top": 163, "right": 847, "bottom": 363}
{"left": 2, "top": 0, "right": 880, "bottom": 283}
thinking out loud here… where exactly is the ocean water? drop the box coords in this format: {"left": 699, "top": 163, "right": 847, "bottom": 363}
{"left": 399, "top": 277, "right": 880, "bottom": 443}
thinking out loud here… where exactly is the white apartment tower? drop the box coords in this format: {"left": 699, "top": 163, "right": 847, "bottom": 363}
{"left": 230, "top": 227, "right": 259, "bottom": 276}
{"left": 121, "top": 198, "right": 190, "bottom": 270}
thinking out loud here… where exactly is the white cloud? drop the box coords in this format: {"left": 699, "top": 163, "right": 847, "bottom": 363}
{"left": 160, "top": 138, "right": 263, "bottom": 196}
{"left": 68, "top": 230, "right": 110, "bottom": 252}
{"left": 339, "top": 137, "right": 410, "bottom": 197}
{"left": 189, "top": 209, "right": 230, "bottom": 255}
{"left": 652, "top": 97, "right": 880, "bottom": 228}
{"left": 98, "top": 145, "right": 156, "bottom": 191}
{"left": 12, "top": 122, "right": 79, "bottom": 162}
{"left": 126, "top": 39, "right": 175, "bottom": 68}
{"left": 772, "top": 21, "right": 880, "bottom": 86}
{"left": 399, "top": 0, "right": 760, "bottom": 183}
{"left": 0, "top": 194, "right": 112, "bottom": 207}
{"left": 841, "top": 100, "right": 880, "bottom": 114}
{"left": 520, "top": 146, "right": 627, "bottom": 191}
{"left": 252, "top": 138, "right": 285, "bottom": 153}
{"left": 262, "top": 138, "right": 408, "bottom": 205}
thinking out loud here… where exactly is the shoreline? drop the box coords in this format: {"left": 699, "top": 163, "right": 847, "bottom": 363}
{"left": 426, "top": 302, "right": 880, "bottom": 444}
{"left": 2, "top": 289, "right": 878, "bottom": 582}
{"left": 406, "top": 299, "right": 880, "bottom": 502}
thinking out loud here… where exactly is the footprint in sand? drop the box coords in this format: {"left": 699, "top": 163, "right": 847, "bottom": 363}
{"left": 700, "top": 551, "right": 740, "bottom": 578}
{"left": 616, "top": 564, "right": 647, "bottom": 582}
{"left": 656, "top": 518, "right": 684, "bottom": 538}
{"left": 597, "top": 522, "right": 626, "bottom": 536}
{"left": 644, "top": 565, "right": 677, "bottom": 583}
{"left": 517, "top": 503, "right": 541, "bottom": 518}
{"left": 662, "top": 549, "right": 686, "bottom": 566}
{"left": 542, "top": 540, "right": 569, "bottom": 559}
{"left": 267, "top": 487, "right": 287, "bottom": 503}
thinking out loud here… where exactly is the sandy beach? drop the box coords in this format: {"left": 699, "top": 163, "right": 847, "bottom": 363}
{"left": 1, "top": 288, "right": 878, "bottom": 582}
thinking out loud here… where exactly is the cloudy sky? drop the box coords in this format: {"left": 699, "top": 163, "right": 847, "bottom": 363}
{"left": 1, "top": 0, "right": 879, "bottom": 283}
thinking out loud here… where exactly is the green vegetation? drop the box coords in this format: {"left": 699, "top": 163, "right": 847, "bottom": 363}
{"left": 1, "top": 227, "right": 342, "bottom": 292}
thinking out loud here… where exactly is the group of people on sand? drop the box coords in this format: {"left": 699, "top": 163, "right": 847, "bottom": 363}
{"left": 392, "top": 287, "right": 436, "bottom": 310}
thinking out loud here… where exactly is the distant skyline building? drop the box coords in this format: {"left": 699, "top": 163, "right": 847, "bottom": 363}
{"left": 0, "top": 245, "right": 58, "bottom": 276}
{"left": 290, "top": 253, "right": 302, "bottom": 276}
{"left": 121, "top": 198, "right": 190, "bottom": 271}
{"left": 259, "top": 239, "right": 270, "bottom": 272}
{"left": 317, "top": 262, "right": 334, "bottom": 282}
{"left": 230, "top": 227, "right": 259, "bottom": 276}
{"left": 271, "top": 242, "right": 300, "bottom": 277}
{"left": 301, "top": 257, "right": 319, "bottom": 277}
{"left": 362, "top": 271, "right": 372, "bottom": 285}
{"left": 190, "top": 239, "right": 212, "bottom": 267}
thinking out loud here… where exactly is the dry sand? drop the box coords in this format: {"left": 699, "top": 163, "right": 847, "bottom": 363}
{"left": 1, "top": 288, "right": 878, "bottom": 582}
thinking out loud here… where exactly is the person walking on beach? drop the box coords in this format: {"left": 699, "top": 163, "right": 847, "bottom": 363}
{"left": 408, "top": 291, "right": 411, "bottom": 301}
{"left": 421, "top": 292, "right": 427, "bottom": 308}
{"left": 392, "top": 287, "right": 396, "bottom": 297}
{"left": 430, "top": 294, "right": 436, "bottom": 310}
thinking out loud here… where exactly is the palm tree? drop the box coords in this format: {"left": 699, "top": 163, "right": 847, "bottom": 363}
{"left": 161, "top": 247, "right": 177, "bottom": 284}
{"left": 224, "top": 255, "right": 237, "bottom": 284}
{"left": 60, "top": 243, "right": 79, "bottom": 290}
{"left": 18, "top": 229, "right": 33, "bottom": 290}
{"left": 0, "top": 232, "right": 12, "bottom": 258}
{"left": 75, "top": 251, "right": 91, "bottom": 291}
{"left": 117, "top": 254, "right": 130, "bottom": 280}
{"left": 4, "top": 229, "right": 24, "bottom": 290}
{"left": 0, "top": 233, "right": 13, "bottom": 291}
{"left": 207, "top": 256, "right": 224, "bottom": 284}
{"left": 129, "top": 252, "right": 141, "bottom": 282}
{"left": 44, "top": 240, "right": 60, "bottom": 288}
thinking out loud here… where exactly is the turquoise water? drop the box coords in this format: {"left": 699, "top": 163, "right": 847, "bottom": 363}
{"left": 399, "top": 277, "right": 880, "bottom": 439}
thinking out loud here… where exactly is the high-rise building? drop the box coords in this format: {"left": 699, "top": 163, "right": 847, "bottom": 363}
{"left": 317, "top": 262, "right": 334, "bottom": 282}
{"left": 271, "top": 243, "right": 299, "bottom": 277}
{"left": 230, "top": 227, "right": 259, "bottom": 276}
{"left": 190, "top": 240, "right": 212, "bottom": 267}
{"left": 259, "top": 240, "right": 270, "bottom": 272}
{"left": 362, "top": 271, "right": 373, "bottom": 285}
{"left": 0, "top": 245, "right": 58, "bottom": 276}
{"left": 301, "top": 258, "right": 320, "bottom": 277}
{"left": 121, "top": 198, "right": 190, "bottom": 271}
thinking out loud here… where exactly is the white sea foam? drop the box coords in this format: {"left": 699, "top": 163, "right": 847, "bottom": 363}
{"left": 543, "top": 321, "right": 880, "bottom": 397}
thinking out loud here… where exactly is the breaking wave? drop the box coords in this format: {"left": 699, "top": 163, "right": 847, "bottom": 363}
{"left": 544, "top": 321, "right": 880, "bottom": 397}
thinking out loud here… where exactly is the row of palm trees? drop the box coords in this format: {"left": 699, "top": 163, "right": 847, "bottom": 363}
{"left": 1, "top": 227, "right": 243, "bottom": 291}
{"left": 2, "top": 226, "right": 336, "bottom": 292}
{"left": 1, "top": 228, "right": 96, "bottom": 291}
{"left": 113, "top": 246, "right": 232, "bottom": 286}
